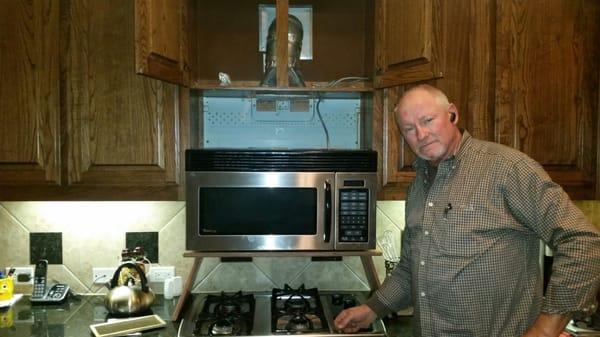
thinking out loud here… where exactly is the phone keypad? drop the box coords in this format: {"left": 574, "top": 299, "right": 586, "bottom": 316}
{"left": 33, "top": 279, "right": 46, "bottom": 297}
{"left": 48, "top": 284, "right": 67, "bottom": 299}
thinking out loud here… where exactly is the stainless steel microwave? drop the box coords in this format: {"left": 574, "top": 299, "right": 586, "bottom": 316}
{"left": 185, "top": 149, "right": 378, "bottom": 251}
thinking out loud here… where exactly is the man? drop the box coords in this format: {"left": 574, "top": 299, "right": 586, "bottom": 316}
{"left": 334, "top": 84, "right": 600, "bottom": 337}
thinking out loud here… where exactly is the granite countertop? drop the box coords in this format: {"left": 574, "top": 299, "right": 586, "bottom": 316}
{"left": 0, "top": 294, "right": 180, "bottom": 337}
{"left": 0, "top": 294, "right": 413, "bottom": 337}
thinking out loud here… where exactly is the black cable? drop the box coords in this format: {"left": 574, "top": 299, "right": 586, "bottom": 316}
{"left": 315, "top": 97, "right": 330, "bottom": 149}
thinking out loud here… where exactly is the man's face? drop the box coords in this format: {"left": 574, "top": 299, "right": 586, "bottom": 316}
{"left": 395, "top": 89, "right": 459, "bottom": 165}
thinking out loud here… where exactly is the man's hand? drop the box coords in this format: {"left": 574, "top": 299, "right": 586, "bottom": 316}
{"left": 520, "top": 313, "right": 571, "bottom": 337}
{"left": 334, "top": 304, "right": 378, "bottom": 333}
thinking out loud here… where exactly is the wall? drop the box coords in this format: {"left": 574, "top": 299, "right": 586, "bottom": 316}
{"left": 2, "top": 200, "right": 598, "bottom": 296}
{"left": 0, "top": 201, "right": 405, "bottom": 295}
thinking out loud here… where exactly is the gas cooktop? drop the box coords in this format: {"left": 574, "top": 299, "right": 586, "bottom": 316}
{"left": 178, "top": 285, "right": 386, "bottom": 337}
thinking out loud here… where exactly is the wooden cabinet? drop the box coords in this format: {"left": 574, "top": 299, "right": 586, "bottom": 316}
{"left": 0, "top": 1, "right": 61, "bottom": 188}
{"left": 374, "top": 0, "right": 443, "bottom": 88}
{"left": 0, "top": 0, "right": 187, "bottom": 200}
{"left": 135, "top": 0, "right": 189, "bottom": 86}
{"left": 135, "top": 0, "right": 375, "bottom": 91}
{"left": 2, "top": 0, "right": 597, "bottom": 201}
{"left": 375, "top": 0, "right": 600, "bottom": 200}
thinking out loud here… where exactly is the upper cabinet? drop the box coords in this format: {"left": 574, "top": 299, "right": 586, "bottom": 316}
{"left": 374, "top": 0, "right": 443, "bottom": 88}
{"left": 0, "top": 0, "right": 186, "bottom": 200}
{"left": 494, "top": 0, "right": 600, "bottom": 200}
{"left": 135, "top": 0, "right": 189, "bottom": 86}
{"left": 0, "top": 1, "right": 61, "bottom": 188}
{"left": 375, "top": 0, "right": 600, "bottom": 200}
{"left": 135, "top": 0, "right": 375, "bottom": 91}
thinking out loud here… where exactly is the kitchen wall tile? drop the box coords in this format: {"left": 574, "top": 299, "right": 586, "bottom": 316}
{"left": 292, "top": 261, "right": 369, "bottom": 290}
{"left": 376, "top": 203, "right": 403, "bottom": 263}
{"left": 0, "top": 200, "right": 412, "bottom": 295}
{"left": 158, "top": 208, "right": 194, "bottom": 283}
{"left": 30, "top": 232, "right": 62, "bottom": 264}
{"left": 194, "top": 262, "right": 277, "bottom": 292}
{"left": 0, "top": 205, "right": 29, "bottom": 267}
{"left": 48, "top": 264, "right": 89, "bottom": 296}
{"left": 341, "top": 256, "right": 368, "bottom": 284}
{"left": 126, "top": 232, "right": 159, "bottom": 263}
{"left": 253, "top": 257, "right": 310, "bottom": 288}
{"left": 377, "top": 201, "right": 406, "bottom": 230}
{"left": 1, "top": 202, "right": 183, "bottom": 233}
{"left": 191, "top": 257, "right": 221, "bottom": 290}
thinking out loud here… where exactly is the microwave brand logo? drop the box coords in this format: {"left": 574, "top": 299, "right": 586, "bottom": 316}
{"left": 201, "top": 229, "right": 218, "bottom": 234}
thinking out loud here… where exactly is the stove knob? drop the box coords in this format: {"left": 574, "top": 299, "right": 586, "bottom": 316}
{"left": 343, "top": 296, "right": 357, "bottom": 309}
{"left": 331, "top": 294, "right": 344, "bottom": 306}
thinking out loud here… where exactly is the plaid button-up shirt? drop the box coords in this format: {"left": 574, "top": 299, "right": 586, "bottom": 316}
{"left": 367, "top": 131, "right": 600, "bottom": 337}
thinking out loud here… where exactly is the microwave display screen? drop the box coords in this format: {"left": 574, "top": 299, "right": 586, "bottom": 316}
{"left": 198, "top": 187, "right": 317, "bottom": 235}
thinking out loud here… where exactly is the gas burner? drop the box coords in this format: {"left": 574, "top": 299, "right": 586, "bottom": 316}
{"left": 271, "top": 284, "right": 328, "bottom": 334}
{"left": 210, "top": 319, "right": 234, "bottom": 335}
{"left": 285, "top": 296, "right": 309, "bottom": 311}
{"left": 193, "top": 291, "right": 255, "bottom": 336}
{"left": 215, "top": 301, "right": 241, "bottom": 316}
{"left": 277, "top": 313, "right": 323, "bottom": 332}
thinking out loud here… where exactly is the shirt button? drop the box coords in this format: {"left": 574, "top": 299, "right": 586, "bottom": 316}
{"left": 420, "top": 261, "right": 425, "bottom": 266}
{"left": 428, "top": 202, "right": 434, "bottom": 207}
{"left": 424, "top": 230, "right": 430, "bottom": 235}
{"left": 420, "top": 292, "right": 426, "bottom": 297}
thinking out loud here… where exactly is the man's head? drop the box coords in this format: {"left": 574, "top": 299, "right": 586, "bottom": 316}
{"left": 394, "top": 84, "right": 462, "bottom": 166}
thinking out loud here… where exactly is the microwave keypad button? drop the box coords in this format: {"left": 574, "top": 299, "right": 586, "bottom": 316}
{"left": 339, "top": 189, "right": 370, "bottom": 243}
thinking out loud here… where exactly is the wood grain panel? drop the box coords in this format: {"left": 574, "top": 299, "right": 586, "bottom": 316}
{"left": 65, "top": 0, "right": 181, "bottom": 188}
{"left": 0, "top": 0, "right": 60, "bottom": 186}
{"left": 495, "top": 0, "right": 599, "bottom": 198}
{"left": 372, "top": 86, "right": 415, "bottom": 200}
{"left": 467, "top": 0, "right": 495, "bottom": 141}
{"left": 376, "top": 0, "right": 496, "bottom": 199}
{"left": 135, "top": 0, "right": 188, "bottom": 86}
{"left": 275, "top": 0, "right": 289, "bottom": 87}
{"left": 384, "top": 0, "right": 432, "bottom": 67}
{"left": 374, "top": 0, "right": 441, "bottom": 88}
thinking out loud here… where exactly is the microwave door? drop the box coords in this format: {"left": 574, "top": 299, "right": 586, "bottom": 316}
{"left": 186, "top": 171, "right": 335, "bottom": 251}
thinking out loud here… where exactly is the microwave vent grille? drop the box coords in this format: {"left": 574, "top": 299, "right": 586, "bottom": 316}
{"left": 186, "top": 149, "right": 377, "bottom": 172}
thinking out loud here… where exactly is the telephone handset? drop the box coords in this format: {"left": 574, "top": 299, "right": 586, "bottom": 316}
{"left": 30, "top": 259, "right": 70, "bottom": 304}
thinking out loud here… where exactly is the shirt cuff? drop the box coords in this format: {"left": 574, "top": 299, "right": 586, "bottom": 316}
{"left": 365, "top": 293, "right": 392, "bottom": 318}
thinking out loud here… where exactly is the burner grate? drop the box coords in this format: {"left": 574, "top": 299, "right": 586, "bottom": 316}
{"left": 194, "top": 291, "right": 255, "bottom": 336}
{"left": 271, "top": 284, "right": 329, "bottom": 334}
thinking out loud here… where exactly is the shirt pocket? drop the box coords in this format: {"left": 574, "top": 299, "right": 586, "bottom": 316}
{"left": 433, "top": 202, "right": 491, "bottom": 257}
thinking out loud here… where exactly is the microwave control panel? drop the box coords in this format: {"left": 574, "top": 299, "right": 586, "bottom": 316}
{"left": 338, "top": 189, "right": 369, "bottom": 242}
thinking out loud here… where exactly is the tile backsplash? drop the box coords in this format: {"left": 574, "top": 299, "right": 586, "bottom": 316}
{"left": 1, "top": 200, "right": 597, "bottom": 296}
{"left": 0, "top": 201, "right": 405, "bottom": 295}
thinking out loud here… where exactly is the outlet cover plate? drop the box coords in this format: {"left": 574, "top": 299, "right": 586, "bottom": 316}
{"left": 147, "top": 266, "right": 175, "bottom": 282}
{"left": 6, "top": 267, "right": 34, "bottom": 285}
{"left": 92, "top": 267, "right": 117, "bottom": 284}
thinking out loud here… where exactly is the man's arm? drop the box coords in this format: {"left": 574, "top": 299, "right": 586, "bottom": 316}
{"left": 504, "top": 157, "right": 600, "bottom": 335}
{"left": 520, "top": 313, "right": 571, "bottom": 337}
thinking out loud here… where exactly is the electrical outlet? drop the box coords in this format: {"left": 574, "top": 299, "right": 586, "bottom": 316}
{"left": 147, "top": 266, "right": 175, "bottom": 282}
{"left": 92, "top": 267, "right": 117, "bottom": 284}
{"left": 6, "top": 267, "right": 34, "bottom": 285}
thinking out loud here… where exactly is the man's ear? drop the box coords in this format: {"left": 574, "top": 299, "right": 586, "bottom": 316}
{"left": 448, "top": 104, "right": 459, "bottom": 124}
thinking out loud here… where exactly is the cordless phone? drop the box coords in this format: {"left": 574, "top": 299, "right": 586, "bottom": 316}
{"left": 31, "top": 259, "right": 48, "bottom": 299}
{"left": 30, "top": 259, "right": 70, "bottom": 304}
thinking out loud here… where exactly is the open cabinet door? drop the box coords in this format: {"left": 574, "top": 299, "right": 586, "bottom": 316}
{"left": 374, "top": 0, "right": 442, "bottom": 88}
{"left": 135, "top": 0, "right": 189, "bottom": 86}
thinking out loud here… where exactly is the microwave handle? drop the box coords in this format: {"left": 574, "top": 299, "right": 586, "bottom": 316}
{"left": 324, "top": 181, "right": 332, "bottom": 243}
